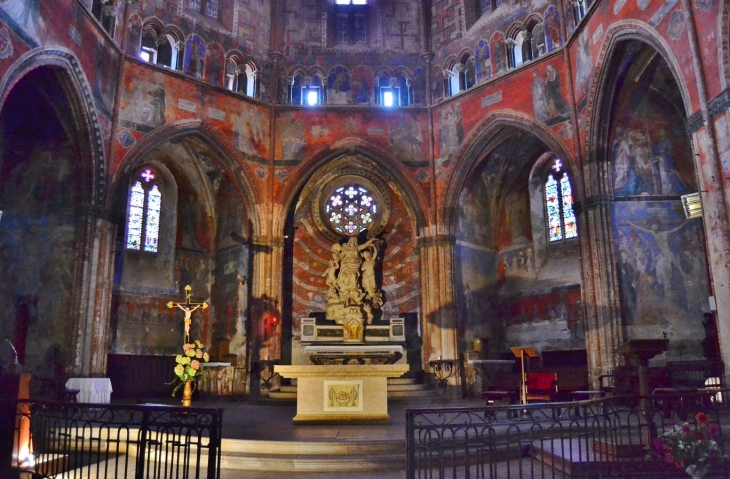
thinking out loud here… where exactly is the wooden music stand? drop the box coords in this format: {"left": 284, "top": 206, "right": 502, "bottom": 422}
{"left": 511, "top": 346, "right": 537, "bottom": 405}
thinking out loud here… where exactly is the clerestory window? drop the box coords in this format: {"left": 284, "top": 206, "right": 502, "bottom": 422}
{"left": 335, "top": 0, "right": 368, "bottom": 45}
{"left": 544, "top": 159, "right": 577, "bottom": 242}
{"left": 189, "top": 0, "right": 219, "bottom": 19}
{"left": 126, "top": 168, "right": 162, "bottom": 253}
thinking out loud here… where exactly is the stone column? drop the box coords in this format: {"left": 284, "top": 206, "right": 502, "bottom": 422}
{"left": 72, "top": 209, "right": 116, "bottom": 376}
{"left": 578, "top": 194, "right": 624, "bottom": 389}
{"left": 250, "top": 234, "right": 285, "bottom": 362}
{"left": 419, "top": 234, "right": 459, "bottom": 384}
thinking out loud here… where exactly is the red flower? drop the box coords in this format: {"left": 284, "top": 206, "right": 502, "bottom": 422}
{"left": 695, "top": 412, "right": 709, "bottom": 427}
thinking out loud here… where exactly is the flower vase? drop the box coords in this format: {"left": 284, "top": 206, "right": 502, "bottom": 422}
{"left": 182, "top": 380, "right": 193, "bottom": 407}
{"left": 685, "top": 464, "right": 707, "bottom": 479}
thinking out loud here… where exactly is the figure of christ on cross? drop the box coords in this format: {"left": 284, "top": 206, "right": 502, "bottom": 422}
{"left": 167, "top": 285, "right": 209, "bottom": 344}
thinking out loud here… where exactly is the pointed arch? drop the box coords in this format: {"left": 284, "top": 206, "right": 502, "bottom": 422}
{"left": 0, "top": 47, "right": 107, "bottom": 206}
{"left": 273, "top": 139, "right": 430, "bottom": 238}
{"left": 441, "top": 110, "right": 574, "bottom": 235}
{"left": 110, "top": 120, "right": 263, "bottom": 236}
{"left": 585, "top": 21, "right": 694, "bottom": 177}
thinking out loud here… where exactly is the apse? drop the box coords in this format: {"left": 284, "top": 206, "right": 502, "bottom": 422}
{"left": 603, "top": 40, "right": 710, "bottom": 362}
{"left": 454, "top": 127, "right": 583, "bottom": 356}
{"left": 0, "top": 66, "right": 90, "bottom": 385}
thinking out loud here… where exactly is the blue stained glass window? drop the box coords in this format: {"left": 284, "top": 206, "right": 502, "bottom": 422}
{"left": 545, "top": 175, "right": 562, "bottom": 241}
{"left": 545, "top": 160, "right": 578, "bottom": 243}
{"left": 205, "top": 0, "right": 218, "bottom": 18}
{"left": 127, "top": 181, "right": 144, "bottom": 250}
{"left": 144, "top": 185, "right": 161, "bottom": 252}
{"left": 327, "top": 184, "right": 378, "bottom": 236}
{"left": 189, "top": 0, "right": 201, "bottom": 12}
{"left": 561, "top": 174, "right": 578, "bottom": 239}
{"left": 126, "top": 172, "right": 162, "bottom": 253}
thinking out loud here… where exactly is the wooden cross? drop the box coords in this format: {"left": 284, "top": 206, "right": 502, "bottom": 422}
{"left": 167, "top": 285, "right": 208, "bottom": 344}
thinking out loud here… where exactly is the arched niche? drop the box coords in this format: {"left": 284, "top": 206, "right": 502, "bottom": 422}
{"left": 0, "top": 65, "right": 92, "bottom": 384}
{"left": 108, "top": 134, "right": 253, "bottom": 398}
{"left": 596, "top": 39, "right": 709, "bottom": 361}
{"left": 281, "top": 153, "right": 421, "bottom": 368}
{"left": 453, "top": 126, "right": 583, "bottom": 358}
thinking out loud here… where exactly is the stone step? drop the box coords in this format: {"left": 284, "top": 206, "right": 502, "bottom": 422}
{"left": 388, "top": 377, "right": 417, "bottom": 385}
{"left": 387, "top": 383, "right": 430, "bottom": 392}
{"left": 267, "top": 390, "right": 297, "bottom": 400}
{"left": 220, "top": 452, "right": 406, "bottom": 472}
{"left": 279, "top": 385, "right": 298, "bottom": 393}
{"left": 388, "top": 389, "right": 434, "bottom": 399}
{"left": 219, "top": 438, "right": 406, "bottom": 472}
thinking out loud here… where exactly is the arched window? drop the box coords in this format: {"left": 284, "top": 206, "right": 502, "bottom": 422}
{"left": 377, "top": 74, "right": 410, "bottom": 106}
{"left": 573, "top": 0, "right": 593, "bottom": 22}
{"left": 126, "top": 168, "right": 162, "bottom": 253}
{"left": 509, "top": 31, "right": 531, "bottom": 68}
{"left": 140, "top": 30, "right": 183, "bottom": 71}
{"left": 291, "top": 74, "right": 324, "bottom": 106}
{"left": 226, "top": 59, "right": 257, "bottom": 97}
{"left": 92, "top": 0, "right": 116, "bottom": 35}
{"left": 544, "top": 159, "right": 577, "bottom": 242}
{"left": 531, "top": 24, "right": 546, "bottom": 59}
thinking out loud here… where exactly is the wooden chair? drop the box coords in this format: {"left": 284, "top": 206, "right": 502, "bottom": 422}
{"left": 525, "top": 373, "right": 558, "bottom": 403}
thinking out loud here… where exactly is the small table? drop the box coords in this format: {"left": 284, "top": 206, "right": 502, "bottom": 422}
{"left": 64, "top": 378, "right": 113, "bottom": 404}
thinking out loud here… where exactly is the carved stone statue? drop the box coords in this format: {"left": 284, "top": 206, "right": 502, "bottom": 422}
{"left": 323, "top": 236, "right": 383, "bottom": 341}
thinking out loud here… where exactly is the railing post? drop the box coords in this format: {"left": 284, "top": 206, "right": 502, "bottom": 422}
{"left": 135, "top": 407, "right": 149, "bottom": 479}
{"left": 405, "top": 409, "right": 414, "bottom": 479}
{"left": 207, "top": 409, "right": 222, "bottom": 479}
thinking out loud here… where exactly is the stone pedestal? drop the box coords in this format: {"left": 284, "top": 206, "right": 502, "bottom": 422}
{"left": 274, "top": 364, "right": 409, "bottom": 424}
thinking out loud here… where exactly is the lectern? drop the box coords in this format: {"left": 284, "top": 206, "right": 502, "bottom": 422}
{"left": 510, "top": 346, "right": 537, "bottom": 405}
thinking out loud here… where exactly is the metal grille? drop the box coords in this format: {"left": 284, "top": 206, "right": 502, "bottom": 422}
{"left": 3, "top": 401, "right": 223, "bottom": 479}
{"left": 407, "top": 391, "right": 730, "bottom": 479}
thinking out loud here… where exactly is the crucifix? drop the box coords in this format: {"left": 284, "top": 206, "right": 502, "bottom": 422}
{"left": 167, "top": 284, "right": 208, "bottom": 344}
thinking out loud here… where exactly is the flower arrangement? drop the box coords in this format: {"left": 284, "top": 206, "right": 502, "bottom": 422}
{"left": 651, "top": 413, "right": 721, "bottom": 479}
{"left": 170, "top": 340, "right": 210, "bottom": 396}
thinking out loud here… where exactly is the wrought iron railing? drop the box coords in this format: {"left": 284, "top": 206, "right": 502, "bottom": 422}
{"left": 2, "top": 400, "right": 223, "bottom": 479}
{"left": 406, "top": 391, "right": 730, "bottom": 479}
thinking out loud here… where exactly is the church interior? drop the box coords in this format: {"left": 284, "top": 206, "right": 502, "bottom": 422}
{"left": 1, "top": 0, "right": 730, "bottom": 410}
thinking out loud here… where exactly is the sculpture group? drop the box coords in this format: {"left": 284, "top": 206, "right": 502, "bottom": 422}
{"left": 323, "top": 236, "right": 383, "bottom": 341}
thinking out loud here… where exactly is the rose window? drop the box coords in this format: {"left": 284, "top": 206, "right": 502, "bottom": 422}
{"left": 325, "top": 184, "right": 378, "bottom": 236}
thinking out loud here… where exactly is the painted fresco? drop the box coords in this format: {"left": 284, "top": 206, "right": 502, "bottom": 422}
{"left": 531, "top": 65, "right": 570, "bottom": 126}
{"left": 437, "top": 103, "right": 463, "bottom": 163}
{"left": 0, "top": 218, "right": 77, "bottom": 374}
{"left": 0, "top": 0, "right": 40, "bottom": 44}
{"left": 412, "top": 68, "right": 426, "bottom": 105}
{"left": 573, "top": 28, "right": 592, "bottom": 103}
{"left": 501, "top": 288, "right": 584, "bottom": 352}
{"left": 491, "top": 34, "right": 507, "bottom": 75}
{"left": 185, "top": 35, "right": 207, "bottom": 80}
{"left": 120, "top": 72, "right": 167, "bottom": 131}
{"left": 389, "top": 114, "right": 424, "bottom": 161}
{"left": 206, "top": 43, "right": 225, "bottom": 87}
{"left": 544, "top": 6, "right": 561, "bottom": 51}
{"left": 475, "top": 40, "right": 492, "bottom": 83}
{"left": 613, "top": 202, "right": 709, "bottom": 359}
{"left": 351, "top": 66, "right": 372, "bottom": 105}
{"left": 231, "top": 102, "right": 268, "bottom": 158}
{"left": 327, "top": 66, "right": 351, "bottom": 105}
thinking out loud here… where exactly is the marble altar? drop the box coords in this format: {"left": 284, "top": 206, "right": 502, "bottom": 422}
{"left": 274, "top": 364, "right": 409, "bottom": 424}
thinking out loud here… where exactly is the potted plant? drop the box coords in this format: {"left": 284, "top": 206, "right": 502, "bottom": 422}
{"left": 651, "top": 413, "right": 722, "bottom": 479}
{"left": 171, "top": 340, "right": 209, "bottom": 406}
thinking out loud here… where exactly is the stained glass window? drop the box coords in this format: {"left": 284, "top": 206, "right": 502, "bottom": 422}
{"left": 127, "top": 181, "right": 145, "bottom": 250}
{"left": 205, "top": 0, "right": 219, "bottom": 18}
{"left": 126, "top": 170, "right": 162, "bottom": 253}
{"left": 325, "top": 184, "right": 377, "bottom": 236}
{"left": 561, "top": 174, "right": 578, "bottom": 239}
{"left": 189, "top": 0, "right": 201, "bottom": 12}
{"left": 545, "top": 175, "right": 561, "bottom": 242}
{"left": 545, "top": 159, "right": 578, "bottom": 242}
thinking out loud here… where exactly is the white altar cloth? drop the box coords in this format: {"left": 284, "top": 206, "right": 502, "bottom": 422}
{"left": 65, "top": 378, "right": 113, "bottom": 404}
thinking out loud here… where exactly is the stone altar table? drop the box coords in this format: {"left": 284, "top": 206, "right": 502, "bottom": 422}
{"left": 199, "top": 362, "right": 234, "bottom": 396}
{"left": 274, "top": 364, "right": 409, "bottom": 424}
{"left": 65, "top": 378, "right": 113, "bottom": 404}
